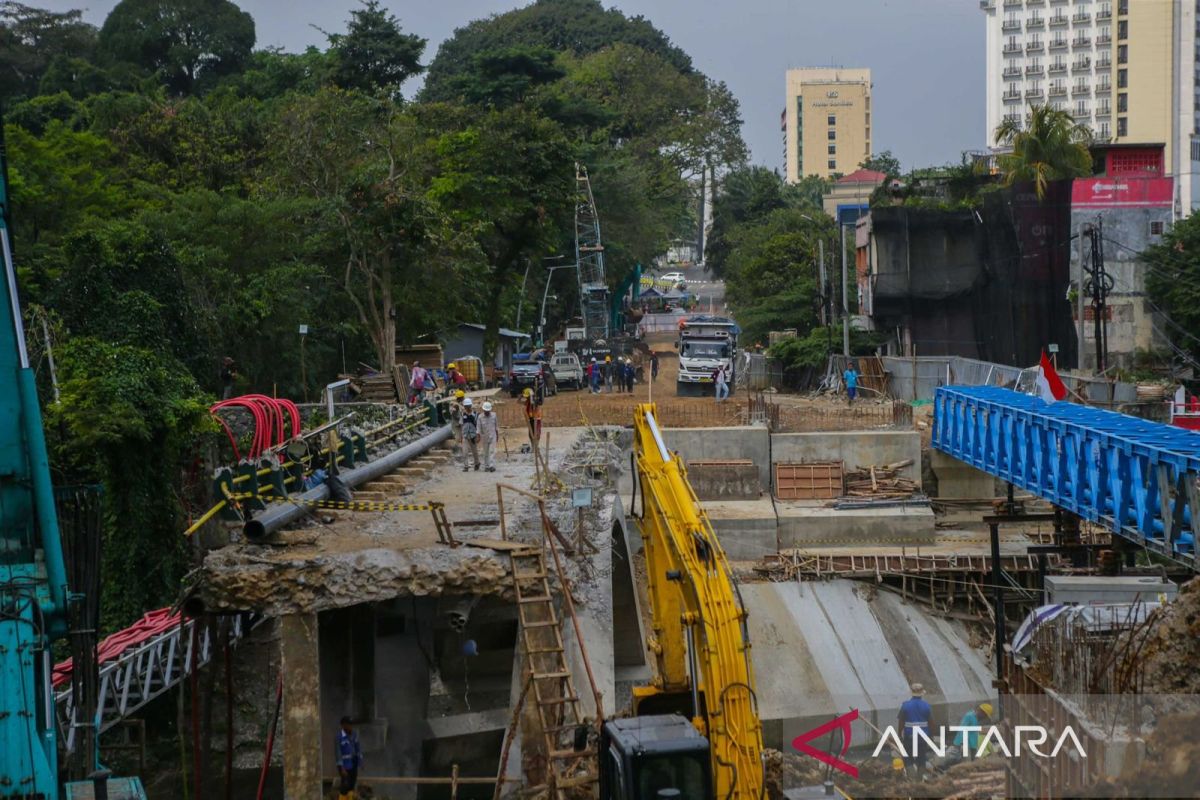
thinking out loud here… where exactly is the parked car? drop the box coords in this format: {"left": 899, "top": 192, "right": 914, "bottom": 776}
{"left": 509, "top": 360, "right": 557, "bottom": 397}
{"left": 549, "top": 352, "right": 584, "bottom": 389}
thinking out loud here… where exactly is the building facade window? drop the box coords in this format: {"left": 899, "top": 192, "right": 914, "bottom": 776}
{"left": 1150, "top": 220, "right": 1166, "bottom": 236}
{"left": 1117, "top": 93, "right": 1127, "bottom": 112}
{"left": 1117, "top": 117, "right": 1128, "bottom": 136}
{"left": 828, "top": 144, "right": 836, "bottom": 155}
{"left": 1117, "top": 0, "right": 1128, "bottom": 14}
{"left": 828, "top": 129, "right": 836, "bottom": 140}
{"left": 828, "top": 159, "right": 837, "bottom": 170}
{"left": 827, "top": 114, "right": 836, "bottom": 125}
{"left": 1117, "top": 44, "right": 1128, "bottom": 64}
{"left": 1117, "top": 19, "right": 1127, "bottom": 39}
{"left": 1117, "top": 68, "right": 1127, "bottom": 88}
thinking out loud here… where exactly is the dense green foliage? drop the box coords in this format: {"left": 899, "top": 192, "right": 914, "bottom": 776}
{"left": 1, "top": 0, "right": 746, "bottom": 625}
{"left": 1143, "top": 213, "right": 1200, "bottom": 367}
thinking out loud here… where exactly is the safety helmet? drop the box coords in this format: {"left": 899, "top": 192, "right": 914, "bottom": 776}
{"left": 979, "top": 702, "right": 994, "bottom": 717}
{"left": 455, "top": 389, "right": 466, "bottom": 399}
{"left": 463, "top": 397, "right": 473, "bottom": 407}
{"left": 523, "top": 388, "right": 533, "bottom": 397}
{"left": 591, "top": 356, "right": 596, "bottom": 362}
{"left": 448, "top": 362, "right": 457, "bottom": 370}
{"left": 482, "top": 401, "right": 493, "bottom": 411}
{"left": 605, "top": 355, "right": 612, "bottom": 362}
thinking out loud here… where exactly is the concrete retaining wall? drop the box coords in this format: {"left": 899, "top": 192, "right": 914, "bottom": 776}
{"left": 663, "top": 426, "right": 770, "bottom": 490}
{"left": 686, "top": 463, "right": 761, "bottom": 501}
{"left": 770, "top": 431, "right": 922, "bottom": 486}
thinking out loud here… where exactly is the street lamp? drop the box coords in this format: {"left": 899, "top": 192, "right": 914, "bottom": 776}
{"left": 538, "top": 265, "right": 576, "bottom": 346}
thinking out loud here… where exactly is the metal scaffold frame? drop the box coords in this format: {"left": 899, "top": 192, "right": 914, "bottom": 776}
{"left": 573, "top": 163, "right": 609, "bottom": 340}
{"left": 933, "top": 386, "right": 1200, "bottom": 568}
{"left": 55, "top": 615, "right": 248, "bottom": 754}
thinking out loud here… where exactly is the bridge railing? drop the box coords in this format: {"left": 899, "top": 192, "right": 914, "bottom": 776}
{"left": 932, "top": 386, "right": 1199, "bottom": 569}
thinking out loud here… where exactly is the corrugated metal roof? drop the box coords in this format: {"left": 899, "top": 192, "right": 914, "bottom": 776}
{"left": 744, "top": 580, "right": 993, "bottom": 747}
{"left": 457, "top": 322, "right": 529, "bottom": 339}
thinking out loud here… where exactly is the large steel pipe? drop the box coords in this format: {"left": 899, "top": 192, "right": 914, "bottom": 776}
{"left": 243, "top": 425, "right": 451, "bottom": 541}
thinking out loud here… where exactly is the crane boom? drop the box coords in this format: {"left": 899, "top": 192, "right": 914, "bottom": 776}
{"left": 630, "top": 403, "right": 764, "bottom": 799}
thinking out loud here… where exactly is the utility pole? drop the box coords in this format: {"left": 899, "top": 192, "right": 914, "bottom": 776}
{"left": 514, "top": 258, "right": 531, "bottom": 329}
{"left": 817, "top": 238, "right": 826, "bottom": 325}
{"left": 1085, "top": 219, "right": 1110, "bottom": 374}
{"left": 1076, "top": 223, "right": 1086, "bottom": 370}
{"left": 841, "top": 222, "right": 850, "bottom": 356}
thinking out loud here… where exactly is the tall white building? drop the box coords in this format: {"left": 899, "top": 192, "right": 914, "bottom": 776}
{"left": 980, "top": 0, "right": 1200, "bottom": 214}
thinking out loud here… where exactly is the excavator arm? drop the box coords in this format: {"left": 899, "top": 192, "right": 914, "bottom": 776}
{"left": 631, "top": 403, "right": 764, "bottom": 799}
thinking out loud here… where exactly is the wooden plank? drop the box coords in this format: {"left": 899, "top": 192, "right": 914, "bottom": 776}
{"left": 465, "top": 538, "right": 536, "bottom": 552}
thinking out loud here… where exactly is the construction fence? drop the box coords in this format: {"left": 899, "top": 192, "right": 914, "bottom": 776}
{"left": 827, "top": 354, "right": 1159, "bottom": 415}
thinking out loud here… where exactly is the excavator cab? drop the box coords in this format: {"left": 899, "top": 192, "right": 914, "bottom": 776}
{"left": 599, "top": 715, "right": 713, "bottom": 799}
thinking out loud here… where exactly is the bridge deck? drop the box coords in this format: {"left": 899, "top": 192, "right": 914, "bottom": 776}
{"left": 932, "top": 386, "right": 1199, "bottom": 569}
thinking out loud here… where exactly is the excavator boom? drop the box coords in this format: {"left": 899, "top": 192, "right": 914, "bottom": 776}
{"left": 628, "top": 403, "right": 764, "bottom": 799}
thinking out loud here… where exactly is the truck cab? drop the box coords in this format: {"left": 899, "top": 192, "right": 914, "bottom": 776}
{"left": 600, "top": 715, "right": 713, "bottom": 799}
{"left": 675, "top": 316, "right": 739, "bottom": 397}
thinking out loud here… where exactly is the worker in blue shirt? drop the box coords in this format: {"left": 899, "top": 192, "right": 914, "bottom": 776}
{"left": 336, "top": 715, "right": 363, "bottom": 799}
{"left": 897, "top": 683, "right": 933, "bottom": 779}
{"left": 843, "top": 362, "right": 860, "bottom": 405}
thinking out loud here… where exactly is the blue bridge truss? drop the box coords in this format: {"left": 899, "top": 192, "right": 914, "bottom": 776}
{"left": 933, "top": 386, "right": 1200, "bottom": 569}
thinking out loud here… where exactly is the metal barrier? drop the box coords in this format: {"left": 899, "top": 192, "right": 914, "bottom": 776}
{"left": 933, "top": 385, "right": 1199, "bottom": 568}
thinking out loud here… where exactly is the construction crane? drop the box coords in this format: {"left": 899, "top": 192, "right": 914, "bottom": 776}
{"left": 597, "top": 403, "right": 765, "bottom": 798}
{"left": 0, "top": 116, "right": 145, "bottom": 799}
{"left": 574, "top": 163, "right": 609, "bottom": 341}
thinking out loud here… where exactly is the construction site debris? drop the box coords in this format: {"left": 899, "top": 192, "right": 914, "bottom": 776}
{"left": 842, "top": 460, "right": 918, "bottom": 499}
{"left": 1137, "top": 576, "right": 1200, "bottom": 695}
{"left": 774, "top": 461, "right": 842, "bottom": 500}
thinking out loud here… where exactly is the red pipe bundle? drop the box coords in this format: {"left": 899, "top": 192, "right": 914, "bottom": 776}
{"left": 53, "top": 606, "right": 180, "bottom": 688}
{"left": 209, "top": 395, "right": 301, "bottom": 461}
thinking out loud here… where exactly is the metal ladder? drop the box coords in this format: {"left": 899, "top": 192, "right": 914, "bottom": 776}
{"left": 509, "top": 546, "right": 596, "bottom": 797}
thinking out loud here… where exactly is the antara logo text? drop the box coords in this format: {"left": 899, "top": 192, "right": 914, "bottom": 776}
{"left": 791, "top": 709, "right": 1088, "bottom": 779}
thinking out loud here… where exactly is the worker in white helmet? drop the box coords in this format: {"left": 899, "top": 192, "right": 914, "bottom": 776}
{"left": 459, "top": 397, "right": 480, "bottom": 471}
{"left": 479, "top": 401, "right": 499, "bottom": 472}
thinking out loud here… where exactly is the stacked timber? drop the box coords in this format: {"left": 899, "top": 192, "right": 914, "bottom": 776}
{"left": 842, "top": 459, "right": 917, "bottom": 499}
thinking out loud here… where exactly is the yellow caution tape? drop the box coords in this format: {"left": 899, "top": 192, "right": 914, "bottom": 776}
{"left": 257, "top": 496, "right": 442, "bottom": 513}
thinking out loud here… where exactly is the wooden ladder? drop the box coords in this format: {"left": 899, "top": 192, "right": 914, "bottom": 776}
{"left": 509, "top": 546, "right": 596, "bottom": 797}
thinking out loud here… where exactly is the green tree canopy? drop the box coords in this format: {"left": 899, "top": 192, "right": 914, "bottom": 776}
{"left": 326, "top": 0, "right": 425, "bottom": 98}
{"left": 860, "top": 150, "right": 902, "bottom": 178}
{"left": 995, "top": 104, "right": 1093, "bottom": 199}
{"left": 1144, "top": 213, "right": 1200, "bottom": 368}
{"left": 98, "top": 0, "right": 255, "bottom": 94}
{"left": 0, "top": 2, "right": 98, "bottom": 103}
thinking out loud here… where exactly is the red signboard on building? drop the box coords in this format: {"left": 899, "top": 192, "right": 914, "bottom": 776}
{"left": 1071, "top": 177, "right": 1174, "bottom": 208}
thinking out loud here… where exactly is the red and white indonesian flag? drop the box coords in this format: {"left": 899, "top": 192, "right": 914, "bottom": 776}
{"left": 1035, "top": 350, "right": 1068, "bottom": 403}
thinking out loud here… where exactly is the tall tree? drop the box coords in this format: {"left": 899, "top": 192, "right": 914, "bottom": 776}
{"left": 860, "top": 150, "right": 902, "bottom": 178}
{"left": 1143, "top": 213, "right": 1200, "bottom": 368}
{"left": 269, "top": 88, "right": 480, "bottom": 374}
{"left": 995, "top": 104, "right": 1093, "bottom": 199}
{"left": 97, "top": 0, "right": 255, "bottom": 94}
{"left": 0, "top": 2, "right": 98, "bottom": 103}
{"left": 326, "top": 0, "right": 425, "bottom": 98}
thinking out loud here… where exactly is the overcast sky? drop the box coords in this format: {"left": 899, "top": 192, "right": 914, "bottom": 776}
{"left": 43, "top": 0, "right": 984, "bottom": 170}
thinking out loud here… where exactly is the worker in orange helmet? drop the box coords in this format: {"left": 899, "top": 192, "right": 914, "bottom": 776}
{"left": 523, "top": 388, "right": 542, "bottom": 442}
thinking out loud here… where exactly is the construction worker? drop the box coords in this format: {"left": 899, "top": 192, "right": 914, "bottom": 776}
{"left": 460, "top": 397, "right": 480, "bottom": 471}
{"left": 897, "top": 683, "right": 933, "bottom": 779}
{"left": 409, "top": 360, "right": 427, "bottom": 405}
{"left": 336, "top": 716, "right": 363, "bottom": 800}
{"left": 604, "top": 355, "right": 614, "bottom": 393}
{"left": 588, "top": 357, "right": 601, "bottom": 394}
{"left": 220, "top": 356, "right": 237, "bottom": 400}
{"left": 479, "top": 401, "right": 499, "bottom": 472}
{"left": 713, "top": 364, "right": 729, "bottom": 402}
{"left": 446, "top": 362, "right": 467, "bottom": 391}
{"left": 650, "top": 352, "right": 659, "bottom": 382}
{"left": 937, "top": 702, "right": 993, "bottom": 769}
{"left": 622, "top": 358, "right": 635, "bottom": 393}
{"left": 844, "top": 361, "right": 860, "bottom": 406}
{"left": 448, "top": 390, "right": 466, "bottom": 454}
{"left": 523, "top": 388, "right": 542, "bottom": 441}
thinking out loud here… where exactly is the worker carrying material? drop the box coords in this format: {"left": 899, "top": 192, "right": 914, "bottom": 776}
{"left": 479, "top": 401, "right": 499, "bottom": 472}
{"left": 460, "top": 397, "right": 480, "bottom": 472}
{"left": 523, "top": 388, "right": 542, "bottom": 441}
{"left": 445, "top": 362, "right": 467, "bottom": 391}
{"left": 336, "top": 716, "right": 363, "bottom": 799}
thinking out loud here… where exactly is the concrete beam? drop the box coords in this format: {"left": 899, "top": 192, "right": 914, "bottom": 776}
{"left": 771, "top": 431, "right": 922, "bottom": 486}
{"left": 663, "top": 426, "right": 771, "bottom": 490}
{"left": 281, "top": 613, "right": 322, "bottom": 800}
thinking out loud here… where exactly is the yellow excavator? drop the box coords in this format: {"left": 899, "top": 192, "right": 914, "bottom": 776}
{"left": 598, "top": 403, "right": 765, "bottom": 799}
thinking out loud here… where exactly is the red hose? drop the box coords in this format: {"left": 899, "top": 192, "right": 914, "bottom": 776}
{"left": 210, "top": 394, "right": 301, "bottom": 461}
{"left": 256, "top": 674, "right": 284, "bottom": 800}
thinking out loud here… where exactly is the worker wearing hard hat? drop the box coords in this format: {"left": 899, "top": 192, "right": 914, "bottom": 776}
{"left": 446, "top": 362, "right": 467, "bottom": 391}
{"left": 943, "top": 702, "right": 994, "bottom": 768}
{"left": 523, "top": 388, "right": 542, "bottom": 442}
{"left": 479, "top": 401, "right": 499, "bottom": 472}
{"left": 459, "top": 397, "right": 481, "bottom": 471}
{"left": 604, "top": 355, "right": 614, "bottom": 393}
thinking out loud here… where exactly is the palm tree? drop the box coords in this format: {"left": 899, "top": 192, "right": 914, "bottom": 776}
{"left": 994, "top": 104, "right": 1093, "bottom": 200}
